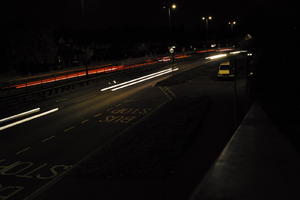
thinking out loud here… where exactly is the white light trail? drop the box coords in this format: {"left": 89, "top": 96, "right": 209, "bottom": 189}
{"left": 205, "top": 54, "right": 228, "bottom": 60}
{"left": 100, "top": 68, "right": 174, "bottom": 92}
{"left": 111, "top": 68, "right": 179, "bottom": 91}
{"left": 0, "top": 108, "right": 41, "bottom": 123}
{"left": 0, "top": 108, "right": 59, "bottom": 131}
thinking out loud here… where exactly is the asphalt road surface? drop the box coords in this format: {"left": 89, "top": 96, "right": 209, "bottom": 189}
{"left": 0, "top": 54, "right": 251, "bottom": 200}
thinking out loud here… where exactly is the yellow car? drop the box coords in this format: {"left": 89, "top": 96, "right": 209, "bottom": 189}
{"left": 217, "top": 61, "right": 235, "bottom": 79}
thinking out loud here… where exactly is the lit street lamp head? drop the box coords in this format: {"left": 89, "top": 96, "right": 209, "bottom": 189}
{"left": 208, "top": 16, "right": 212, "bottom": 20}
{"left": 171, "top": 4, "right": 177, "bottom": 9}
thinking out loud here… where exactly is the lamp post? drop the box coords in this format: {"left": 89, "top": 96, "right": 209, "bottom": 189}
{"left": 228, "top": 21, "right": 237, "bottom": 33}
{"left": 228, "top": 21, "right": 237, "bottom": 47}
{"left": 80, "top": 0, "right": 89, "bottom": 79}
{"left": 164, "top": 3, "right": 177, "bottom": 31}
{"left": 163, "top": 3, "right": 177, "bottom": 65}
{"left": 81, "top": 0, "right": 85, "bottom": 17}
{"left": 202, "top": 16, "right": 213, "bottom": 45}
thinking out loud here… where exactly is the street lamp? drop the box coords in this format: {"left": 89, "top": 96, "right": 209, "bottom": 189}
{"left": 165, "top": 3, "right": 177, "bottom": 30}
{"left": 202, "top": 16, "right": 213, "bottom": 44}
{"left": 81, "top": 0, "right": 85, "bottom": 17}
{"left": 163, "top": 3, "right": 177, "bottom": 64}
{"left": 228, "top": 21, "right": 237, "bottom": 33}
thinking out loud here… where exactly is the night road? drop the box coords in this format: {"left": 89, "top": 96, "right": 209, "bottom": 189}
{"left": 0, "top": 53, "right": 252, "bottom": 200}
{"left": 2, "top": 0, "right": 300, "bottom": 199}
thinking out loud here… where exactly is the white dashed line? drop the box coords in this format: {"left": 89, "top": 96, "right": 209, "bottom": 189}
{"left": 41, "top": 136, "right": 55, "bottom": 143}
{"left": 64, "top": 126, "right": 75, "bottom": 133}
{"left": 81, "top": 119, "right": 89, "bottom": 124}
{"left": 16, "top": 147, "right": 31, "bottom": 155}
{"left": 93, "top": 113, "right": 102, "bottom": 118}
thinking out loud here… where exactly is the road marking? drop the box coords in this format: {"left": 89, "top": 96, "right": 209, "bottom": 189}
{"left": 64, "top": 126, "right": 75, "bottom": 133}
{"left": 0, "top": 108, "right": 59, "bottom": 132}
{"left": 93, "top": 113, "right": 102, "bottom": 118}
{"left": 164, "top": 86, "right": 176, "bottom": 98}
{"left": 0, "top": 108, "right": 40, "bottom": 123}
{"left": 41, "top": 136, "right": 55, "bottom": 143}
{"left": 158, "top": 86, "right": 173, "bottom": 100}
{"left": 0, "top": 184, "right": 24, "bottom": 200}
{"left": 106, "top": 103, "right": 122, "bottom": 112}
{"left": 81, "top": 119, "right": 89, "bottom": 124}
{"left": 16, "top": 147, "right": 31, "bottom": 155}
{"left": 22, "top": 100, "right": 169, "bottom": 200}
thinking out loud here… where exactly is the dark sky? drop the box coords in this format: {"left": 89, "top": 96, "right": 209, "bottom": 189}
{"left": 4, "top": 0, "right": 298, "bottom": 28}
{"left": 2, "top": 0, "right": 298, "bottom": 45}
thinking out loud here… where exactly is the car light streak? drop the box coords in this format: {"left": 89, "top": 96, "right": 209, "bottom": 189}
{"left": 229, "top": 50, "right": 247, "bottom": 55}
{"left": 0, "top": 108, "right": 59, "bottom": 131}
{"left": 9, "top": 61, "right": 159, "bottom": 89}
{"left": 111, "top": 68, "right": 179, "bottom": 91}
{"left": 205, "top": 54, "right": 228, "bottom": 60}
{"left": 100, "top": 68, "right": 174, "bottom": 91}
{"left": 0, "top": 108, "right": 41, "bottom": 123}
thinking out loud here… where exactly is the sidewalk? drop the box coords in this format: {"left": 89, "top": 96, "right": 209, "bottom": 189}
{"left": 190, "top": 102, "right": 300, "bottom": 200}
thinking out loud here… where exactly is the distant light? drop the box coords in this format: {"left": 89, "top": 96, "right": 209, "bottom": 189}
{"left": 202, "top": 17, "right": 205, "bottom": 20}
{"left": 205, "top": 54, "right": 227, "bottom": 60}
{"left": 208, "top": 16, "right": 212, "bottom": 20}
{"left": 247, "top": 53, "right": 253, "bottom": 56}
{"left": 233, "top": 21, "right": 237, "bottom": 24}
{"left": 211, "top": 44, "right": 217, "bottom": 48}
{"left": 171, "top": 4, "right": 176, "bottom": 9}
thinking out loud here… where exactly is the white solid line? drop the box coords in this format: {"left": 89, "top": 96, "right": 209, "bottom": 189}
{"left": 0, "top": 108, "right": 41, "bottom": 123}
{"left": 111, "top": 68, "right": 179, "bottom": 91}
{"left": 16, "top": 147, "right": 31, "bottom": 155}
{"left": 0, "top": 108, "right": 59, "bottom": 131}
{"left": 100, "top": 68, "right": 173, "bottom": 91}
